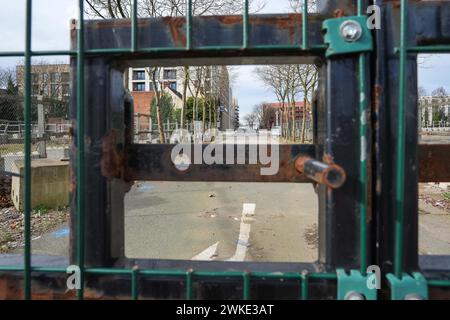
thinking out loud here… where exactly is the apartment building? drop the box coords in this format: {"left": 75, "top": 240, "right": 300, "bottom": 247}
{"left": 127, "top": 66, "right": 237, "bottom": 130}
{"left": 419, "top": 95, "right": 450, "bottom": 125}
{"left": 16, "top": 64, "right": 70, "bottom": 100}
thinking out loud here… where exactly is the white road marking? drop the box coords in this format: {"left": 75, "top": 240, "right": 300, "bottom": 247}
{"left": 227, "top": 203, "right": 256, "bottom": 262}
{"left": 191, "top": 241, "right": 219, "bottom": 261}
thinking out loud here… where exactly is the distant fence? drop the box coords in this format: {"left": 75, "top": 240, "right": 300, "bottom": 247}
{"left": 421, "top": 121, "right": 450, "bottom": 132}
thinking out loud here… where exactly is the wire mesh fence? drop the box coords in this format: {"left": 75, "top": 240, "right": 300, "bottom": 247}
{"left": 0, "top": 92, "right": 70, "bottom": 176}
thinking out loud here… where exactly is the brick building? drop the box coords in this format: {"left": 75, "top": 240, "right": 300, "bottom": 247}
{"left": 265, "top": 101, "right": 310, "bottom": 128}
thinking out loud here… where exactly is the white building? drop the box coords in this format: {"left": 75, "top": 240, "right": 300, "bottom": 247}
{"left": 419, "top": 95, "right": 450, "bottom": 125}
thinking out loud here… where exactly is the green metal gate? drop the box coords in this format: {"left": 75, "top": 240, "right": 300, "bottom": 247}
{"left": 1, "top": 0, "right": 450, "bottom": 300}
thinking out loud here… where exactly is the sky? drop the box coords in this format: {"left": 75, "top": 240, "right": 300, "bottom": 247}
{"left": 0, "top": 0, "right": 449, "bottom": 119}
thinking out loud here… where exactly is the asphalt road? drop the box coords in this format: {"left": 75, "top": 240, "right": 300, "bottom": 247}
{"left": 27, "top": 180, "right": 450, "bottom": 260}
{"left": 124, "top": 181, "right": 318, "bottom": 262}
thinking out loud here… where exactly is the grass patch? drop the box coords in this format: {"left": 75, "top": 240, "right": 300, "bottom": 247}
{"left": 443, "top": 192, "right": 450, "bottom": 201}
{"left": 33, "top": 204, "right": 50, "bottom": 215}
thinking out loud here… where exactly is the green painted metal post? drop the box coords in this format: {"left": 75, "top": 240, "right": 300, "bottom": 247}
{"left": 301, "top": 272, "right": 309, "bottom": 300}
{"left": 131, "top": 0, "right": 138, "bottom": 52}
{"left": 186, "top": 269, "right": 193, "bottom": 300}
{"left": 76, "top": 0, "right": 86, "bottom": 300}
{"left": 23, "top": 0, "right": 33, "bottom": 300}
{"left": 302, "top": 0, "right": 309, "bottom": 50}
{"left": 131, "top": 266, "right": 139, "bottom": 300}
{"left": 186, "top": 0, "right": 192, "bottom": 50}
{"left": 242, "top": 272, "right": 250, "bottom": 300}
{"left": 394, "top": 0, "right": 408, "bottom": 279}
{"left": 357, "top": 0, "right": 368, "bottom": 275}
{"left": 243, "top": 0, "right": 249, "bottom": 49}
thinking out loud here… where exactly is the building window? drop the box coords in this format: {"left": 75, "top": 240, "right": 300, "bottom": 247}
{"left": 32, "top": 84, "right": 40, "bottom": 95}
{"left": 61, "top": 72, "right": 70, "bottom": 82}
{"left": 163, "top": 69, "right": 177, "bottom": 80}
{"left": 62, "top": 84, "right": 70, "bottom": 97}
{"left": 31, "top": 73, "right": 38, "bottom": 83}
{"left": 133, "top": 70, "right": 146, "bottom": 80}
{"left": 168, "top": 82, "right": 177, "bottom": 91}
{"left": 41, "top": 84, "right": 49, "bottom": 96}
{"left": 50, "top": 72, "right": 60, "bottom": 83}
{"left": 133, "top": 82, "right": 145, "bottom": 91}
{"left": 41, "top": 73, "right": 49, "bottom": 83}
{"left": 51, "top": 83, "right": 59, "bottom": 96}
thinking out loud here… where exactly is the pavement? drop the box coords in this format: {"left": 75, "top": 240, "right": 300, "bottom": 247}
{"left": 25, "top": 181, "right": 319, "bottom": 262}
{"left": 27, "top": 179, "right": 450, "bottom": 261}
{"left": 124, "top": 181, "right": 318, "bottom": 262}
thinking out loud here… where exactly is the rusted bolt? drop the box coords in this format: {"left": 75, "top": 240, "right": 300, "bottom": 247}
{"left": 295, "top": 156, "right": 346, "bottom": 189}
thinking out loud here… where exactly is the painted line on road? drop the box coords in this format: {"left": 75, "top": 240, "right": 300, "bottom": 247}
{"left": 191, "top": 241, "right": 219, "bottom": 261}
{"left": 227, "top": 203, "right": 256, "bottom": 262}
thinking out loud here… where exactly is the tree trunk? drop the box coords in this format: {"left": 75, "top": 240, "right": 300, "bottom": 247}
{"left": 151, "top": 68, "right": 165, "bottom": 143}
{"left": 202, "top": 99, "right": 206, "bottom": 134}
{"left": 300, "top": 95, "right": 307, "bottom": 143}
{"left": 208, "top": 99, "right": 212, "bottom": 130}
{"left": 291, "top": 96, "right": 296, "bottom": 141}
{"left": 181, "top": 66, "right": 189, "bottom": 129}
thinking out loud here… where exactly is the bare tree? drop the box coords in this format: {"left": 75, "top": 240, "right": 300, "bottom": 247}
{"left": 296, "top": 64, "right": 318, "bottom": 143}
{"left": 418, "top": 86, "right": 427, "bottom": 97}
{"left": 85, "top": 0, "right": 266, "bottom": 19}
{"left": 256, "top": 66, "right": 289, "bottom": 136}
{"left": 149, "top": 67, "right": 165, "bottom": 142}
{"left": 253, "top": 102, "right": 274, "bottom": 129}
{"left": 289, "top": 0, "right": 317, "bottom": 12}
{"left": 244, "top": 113, "right": 257, "bottom": 129}
{"left": 432, "top": 86, "right": 448, "bottom": 97}
{"left": 0, "top": 67, "right": 16, "bottom": 90}
{"left": 180, "top": 66, "right": 189, "bottom": 129}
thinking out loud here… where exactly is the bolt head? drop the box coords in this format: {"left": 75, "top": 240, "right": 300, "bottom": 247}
{"left": 404, "top": 293, "right": 424, "bottom": 300}
{"left": 344, "top": 291, "right": 366, "bottom": 300}
{"left": 340, "top": 20, "right": 363, "bottom": 42}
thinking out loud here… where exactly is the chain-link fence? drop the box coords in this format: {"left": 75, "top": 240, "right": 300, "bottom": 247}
{"left": 0, "top": 92, "right": 71, "bottom": 199}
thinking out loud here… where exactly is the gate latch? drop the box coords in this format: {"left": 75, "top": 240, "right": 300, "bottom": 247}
{"left": 386, "top": 273, "right": 429, "bottom": 300}
{"left": 323, "top": 16, "right": 373, "bottom": 58}
{"left": 337, "top": 269, "right": 377, "bottom": 300}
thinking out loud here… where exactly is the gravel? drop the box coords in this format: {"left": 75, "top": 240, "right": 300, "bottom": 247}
{"left": 0, "top": 206, "right": 69, "bottom": 253}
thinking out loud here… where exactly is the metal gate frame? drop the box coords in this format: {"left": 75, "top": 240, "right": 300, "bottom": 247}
{"left": 0, "top": 0, "right": 450, "bottom": 300}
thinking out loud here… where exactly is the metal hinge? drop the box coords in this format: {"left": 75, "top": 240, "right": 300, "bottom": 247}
{"left": 323, "top": 16, "right": 373, "bottom": 58}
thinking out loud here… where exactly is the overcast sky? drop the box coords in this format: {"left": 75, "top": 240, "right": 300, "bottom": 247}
{"left": 1, "top": 0, "right": 449, "bottom": 118}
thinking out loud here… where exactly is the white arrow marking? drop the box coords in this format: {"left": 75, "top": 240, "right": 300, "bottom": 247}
{"left": 191, "top": 241, "right": 219, "bottom": 261}
{"left": 227, "top": 203, "right": 256, "bottom": 262}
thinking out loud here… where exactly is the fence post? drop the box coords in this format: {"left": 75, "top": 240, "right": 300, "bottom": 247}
{"left": 37, "top": 95, "right": 47, "bottom": 158}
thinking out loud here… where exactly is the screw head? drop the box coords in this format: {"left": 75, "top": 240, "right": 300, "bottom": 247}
{"left": 344, "top": 291, "right": 366, "bottom": 300}
{"left": 404, "top": 293, "right": 424, "bottom": 300}
{"left": 340, "top": 20, "right": 363, "bottom": 42}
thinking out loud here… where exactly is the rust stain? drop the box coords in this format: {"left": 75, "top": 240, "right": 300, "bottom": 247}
{"left": 373, "top": 84, "right": 383, "bottom": 113}
{"left": 101, "top": 129, "right": 124, "bottom": 179}
{"left": 418, "top": 144, "right": 450, "bottom": 182}
{"left": 334, "top": 9, "right": 345, "bottom": 18}
{"left": 322, "top": 153, "right": 334, "bottom": 164}
{"left": 162, "top": 16, "right": 186, "bottom": 46}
